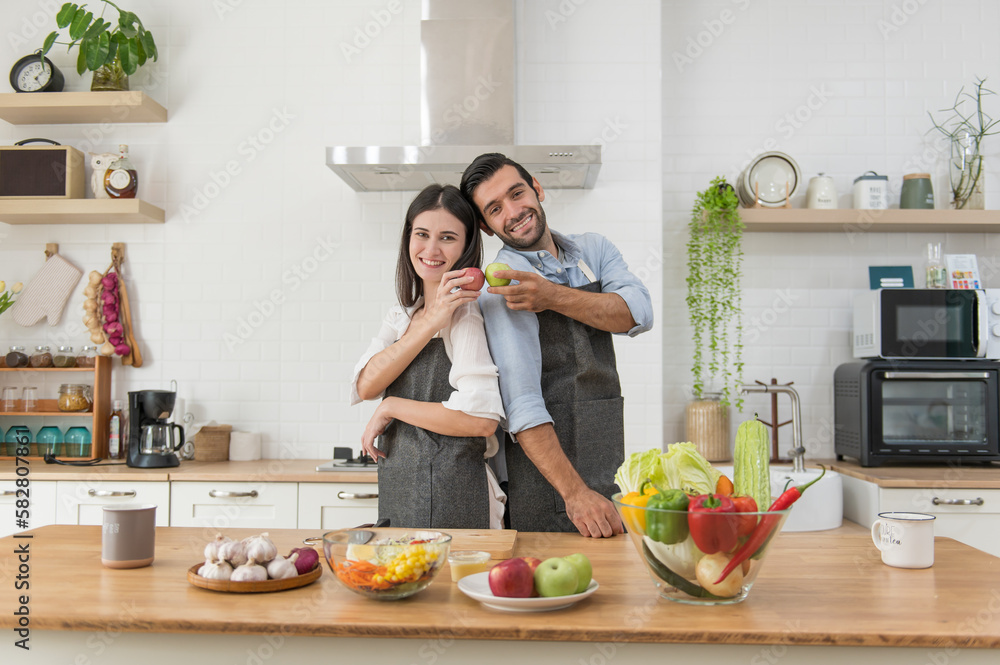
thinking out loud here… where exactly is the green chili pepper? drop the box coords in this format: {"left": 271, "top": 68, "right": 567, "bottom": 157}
{"left": 645, "top": 488, "right": 690, "bottom": 544}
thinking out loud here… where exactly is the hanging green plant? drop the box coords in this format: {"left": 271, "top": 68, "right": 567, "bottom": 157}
{"left": 687, "top": 176, "right": 744, "bottom": 409}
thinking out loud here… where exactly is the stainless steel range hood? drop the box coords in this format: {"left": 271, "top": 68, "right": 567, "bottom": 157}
{"left": 326, "top": 0, "right": 601, "bottom": 192}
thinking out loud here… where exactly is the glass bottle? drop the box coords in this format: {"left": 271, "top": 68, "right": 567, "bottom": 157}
{"left": 29, "top": 345, "right": 53, "bottom": 367}
{"left": 54, "top": 345, "right": 76, "bottom": 367}
{"left": 76, "top": 344, "right": 98, "bottom": 368}
{"left": 925, "top": 242, "right": 947, "bottom": 289}
{"left": 104, "top": 144, "right": 138, "bottom": 199}
{"left": 108, "top": 399, "right": 124, "bottom": 460}
{"left": 5, "top": 345, "right": 28, "bottom": 368}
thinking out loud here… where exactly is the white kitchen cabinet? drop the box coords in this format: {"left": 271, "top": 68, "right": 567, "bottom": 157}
{"left": 169, "top": 481, "right": 297, "bottom": 529}
{"left": 55, "top": 480, "right": 170, "bottom": 526}
{"left": 0, "top": 479, "right": 56, "bottom": 537}
{"left": 841, "top": 475, "right": 1000, "bottom": 557}
{"left": 297, "top": 482, "right": 379, "bottom": 530}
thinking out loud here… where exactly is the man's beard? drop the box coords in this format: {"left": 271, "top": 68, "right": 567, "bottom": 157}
{"left": 501, "top": 204, "right": 548, "bottom": 250}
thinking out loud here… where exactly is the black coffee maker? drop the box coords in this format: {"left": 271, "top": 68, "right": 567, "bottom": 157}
{"left": 127, "top": 390, "right": 185, "bottom": 468}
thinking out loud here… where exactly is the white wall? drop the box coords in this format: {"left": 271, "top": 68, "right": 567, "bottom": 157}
{"left": 662, "top": 0, "right": 1000, "bottom": 459}
{"left": 0, "top": 0, "right": 662, "bottom": 460}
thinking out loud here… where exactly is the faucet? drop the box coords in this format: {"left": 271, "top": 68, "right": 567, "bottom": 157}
{"left": 739, "top": 382, "right": 805, "bottom": 473}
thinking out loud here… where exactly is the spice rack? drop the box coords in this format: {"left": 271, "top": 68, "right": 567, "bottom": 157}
{"left": 0, "top": 355, "right": 111, "bottom": 460}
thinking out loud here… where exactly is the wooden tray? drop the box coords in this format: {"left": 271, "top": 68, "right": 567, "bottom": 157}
{"left": 187, "top": 562, "right": 321, "bottom": 593}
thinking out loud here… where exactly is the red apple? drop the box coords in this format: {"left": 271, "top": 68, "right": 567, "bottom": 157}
{"left": 488, "top": 557, "right": 534, "bottom": 598}
{"left": 521, "top": 556, "right": 541, "bottom": 573}
{"left": 461, "top": 267, "right": 486, "bottom": 291}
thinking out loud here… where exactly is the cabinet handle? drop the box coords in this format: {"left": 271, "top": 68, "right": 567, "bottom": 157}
{"left": 1, "top": 490, "right": 16, "bottom": 497}
{"left": 337, "top": 491, "right": 378, "bottom": 500}
{"left": 87, "top": 489, "right": 136, "bottom": 497}
{"left": 932, "top": 497, "right": 984, "bottom": 506}
{"left": 208, "top": 490, "right": 258, "bottom": 498}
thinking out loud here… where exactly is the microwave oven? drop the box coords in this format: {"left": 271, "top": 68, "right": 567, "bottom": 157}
{"left": 853, "top": 288, "right": 1000, "bottom": 360}
{"left": 834, "top": 360, "right": 1000, "bottom": 466}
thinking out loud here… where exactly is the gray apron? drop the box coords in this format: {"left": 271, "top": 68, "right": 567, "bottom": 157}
{"left": 505, "top": 280, "right": 625, "bottom": 532}
{"left": 377, "top": 337, "right": 491, "bottom": 529}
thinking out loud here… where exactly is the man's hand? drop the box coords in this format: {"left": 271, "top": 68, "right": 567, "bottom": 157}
{"left": 565, "top": 488, "right": 624, "bottom": 538}
{"left": 486, "top": 269, "right": 557, "bottom": 313}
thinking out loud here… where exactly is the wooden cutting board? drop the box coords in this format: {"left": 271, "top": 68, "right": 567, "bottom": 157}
{"left": 448, "top": 529, "right": 518, "bottom": 559}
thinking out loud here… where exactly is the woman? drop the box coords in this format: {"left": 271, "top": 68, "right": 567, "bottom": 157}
{"left": 351, "top": 184, "right": 506, "bottom": 529}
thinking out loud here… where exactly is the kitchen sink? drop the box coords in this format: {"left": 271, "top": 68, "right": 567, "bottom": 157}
{"left": 715, "top": 465, "right": 843, "bottom": 532}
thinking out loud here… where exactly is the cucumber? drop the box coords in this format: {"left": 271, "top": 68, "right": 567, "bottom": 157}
{"left": 734, "top": 416, "right": 771, "bottom": 512}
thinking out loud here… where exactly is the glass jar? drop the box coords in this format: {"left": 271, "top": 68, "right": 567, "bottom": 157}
{"left": 4, "top": 425, "right": 32, "bottom": 456}
{"left": 64, "top": 426, "right": 92, "bottom": 457}
{"left": 685, "top": 393, "right": 732, "bottom": 462}
{"left": 36, "top": 426, "right": 63, "bottom": 457}
{"left": 29, "top": 345, "right": 53, "bottom": 368}
{"left": 5, "top": 345, "right": 28, "bottom": 368}
{"left": 58, "top": 384, "right": 93, "bottom": 412}
{"left": 53, "top": 345, "right": 76, "bottom": 367}
{"left": 76, "top": 345, "right": 98, "bottom": 368}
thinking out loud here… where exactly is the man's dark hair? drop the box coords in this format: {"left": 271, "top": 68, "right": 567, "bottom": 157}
{"left": 396, "top": 184, "right": 483, "bottom": 308}
{"left": 459, "top": 152, "right": 537, "bottom": 216}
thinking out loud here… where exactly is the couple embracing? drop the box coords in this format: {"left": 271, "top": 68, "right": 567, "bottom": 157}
{"left": 351, "top": 153, "right": 653, "bottom": 537}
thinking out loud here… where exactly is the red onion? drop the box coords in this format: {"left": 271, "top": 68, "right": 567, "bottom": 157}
{"left": 114, "top": 343, "right": 131, "bottom": 356}
{"left": 109, "top": 334, "right": 123, "bottom": 346}
{"left": 101, "top": 274, "right": 117, "bottom": 289}
{"left": 103, "top": 309, "right": 119, "bottom": 323}
{"left": 287, "top": 547, "right": 319, "bottom": 574}
{"left": 101, "top": 291, "right": 118, "bottom": 306}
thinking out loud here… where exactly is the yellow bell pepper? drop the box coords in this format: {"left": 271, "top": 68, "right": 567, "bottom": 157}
{"left": 619, "top": 480, "right": 659, "bottom": 534}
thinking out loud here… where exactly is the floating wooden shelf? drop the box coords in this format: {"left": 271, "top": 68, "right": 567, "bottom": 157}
{"left": 739, "top": 208, "right": 1000, "bottom": 233}
{"left": 0, "top": 198, "right": 164, "bottom": 224}
{"left": 0, "top": 91, "right": 167, "bottom": 124}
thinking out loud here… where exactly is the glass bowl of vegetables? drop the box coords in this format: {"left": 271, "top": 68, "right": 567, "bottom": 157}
{"left": 612, "top": 491, "right": 791, "bottom": 605}
{"left": 323, "top": 528, "right": 452, "bottom": 601}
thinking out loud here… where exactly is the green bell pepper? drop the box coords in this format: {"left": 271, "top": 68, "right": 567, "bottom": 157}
{"left": 645, "top": 488, "right": 690, "bottom": 544}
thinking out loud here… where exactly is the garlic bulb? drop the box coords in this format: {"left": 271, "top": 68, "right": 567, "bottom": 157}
{"left": 204, "top": 533, "right": 232, "bottom": 561}
{"left": 198, "top": 559, "right": 233, "bottom": 581}
{"left": 266, "top": 553, "right": 299, "bottom": 580}
{"left": 218, "top": 538, "right": 248, "bottom": 567}
{"left": 244, "top": 533, "right": 278, "bottom": 563}
{"left": 231, "top": 557, "right": 267, "bottom": 583}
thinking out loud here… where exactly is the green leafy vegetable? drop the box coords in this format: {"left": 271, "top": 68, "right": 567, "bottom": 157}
{"left": 661, "top": 442, "right": 721, "bottom": 496}
{"left": 613, "top": 448, "right": 663, "bottom": 495}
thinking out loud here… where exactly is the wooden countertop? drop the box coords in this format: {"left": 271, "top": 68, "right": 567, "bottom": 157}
{"left": 0, "top": 459, "right": 377, "bottom": 483}
{"left": 823, "top": 458, "right": 1000, "bottom": 489}
{"left": 2, "top": 523, "right": 998, "bottom": 648}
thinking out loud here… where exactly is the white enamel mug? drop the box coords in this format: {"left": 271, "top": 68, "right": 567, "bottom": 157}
{"left": 871, "top": 511, "right": 935, "bottom": 569}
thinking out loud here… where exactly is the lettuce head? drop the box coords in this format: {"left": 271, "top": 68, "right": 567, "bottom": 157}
{"left": 661, "top": 441, "right": 721, "bottom": 496}
{"left": 613, "top": 448, "right": 664, "bottom": 494}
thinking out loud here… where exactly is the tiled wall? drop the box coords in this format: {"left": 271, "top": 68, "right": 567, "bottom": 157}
{"left": 662, "top": 0, "right": 1000, "bottom": 459}
{"left": 0, "top": 1, "right": 663, "bottom": 459}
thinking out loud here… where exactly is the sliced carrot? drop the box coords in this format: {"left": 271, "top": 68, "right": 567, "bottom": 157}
{"left": 716, "top": 474, "right": 735, "bottom": 496}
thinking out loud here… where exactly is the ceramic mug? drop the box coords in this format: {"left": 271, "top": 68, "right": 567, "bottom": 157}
{"left": 871, "top": 511, "right": 935, "bottom": 569}
{"left": 102, "top": 504, "right": 157, "bottom": 569}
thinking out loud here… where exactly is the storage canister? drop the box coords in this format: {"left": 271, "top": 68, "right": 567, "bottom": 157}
{"left": 29, "top": 345, "right": 53, "bottom": 368}
{"left": 900, "top": 173, "right": 934, "bottom": 209}
{"left": 36, "top": 426, "right": 63, "bottom": 457}
{"left": 685, "top": 394, "right": 731, "bottom": 462}
{"left": 58, "top": 383, "right": 93, "bottom": 412}
{"left": 64, "top": 426, "right": 91, "bottom": 457}
{"left": 852, "top": 171, "right": 889, "bottom": 209}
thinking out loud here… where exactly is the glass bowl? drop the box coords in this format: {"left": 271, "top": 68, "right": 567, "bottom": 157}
{"left": 322, "top": 528, "right": 451, "bottom": 601}
{"left": 612, "top": 493, "right": 790, "bottom": 605}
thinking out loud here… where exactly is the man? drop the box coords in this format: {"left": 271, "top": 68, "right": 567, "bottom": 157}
{"left": 460, "top": 153, "right": 653, "bottom": 537}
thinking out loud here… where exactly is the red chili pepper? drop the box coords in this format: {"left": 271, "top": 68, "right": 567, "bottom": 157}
{"left": 714, "top": 465, "right": 827, "bottom": 585}
{"left": 731, "top": 495, "right": 758, "bottom": 538}
{"left": 687, "top": 493, "right": 739, "bottom": 554}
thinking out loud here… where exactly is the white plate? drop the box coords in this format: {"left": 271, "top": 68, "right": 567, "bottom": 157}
{"left": 743, "top": 151, "right": 801, "bottom": 206}
{"left": 457, "top": 572, "right": 599, "bottom": 612}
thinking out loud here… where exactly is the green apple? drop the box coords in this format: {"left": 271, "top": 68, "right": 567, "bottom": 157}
{"left": 485, "top": 262, "right": 511, "bottom": 287}
{"left": 562, "top": 553, "right": 592, "bottom": 593}
{"left": 533, "top": 557, "right": 579, "bottom": 597}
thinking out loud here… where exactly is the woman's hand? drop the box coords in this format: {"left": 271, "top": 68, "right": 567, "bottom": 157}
{"left": 417, "top": 269, "right": 481, "bottom": 334}
{"left": 360, "top": 398, "right": 395, "bottom": 461}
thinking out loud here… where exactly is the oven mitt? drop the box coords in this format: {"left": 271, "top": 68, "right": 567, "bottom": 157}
{"left": 8, "top": 253, "right": 83, "bottom": 326}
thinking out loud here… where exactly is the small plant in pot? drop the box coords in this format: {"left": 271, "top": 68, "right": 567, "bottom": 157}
{"left": 686, "top": 176, "right": 744, "bottom": 411}
{"left": 41, "top": 1, "right": 158, "bottom": 92}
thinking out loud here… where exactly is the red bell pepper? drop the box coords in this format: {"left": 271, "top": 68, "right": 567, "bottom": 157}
{"left": 732, "top": 495, "right": 759, "bottom": 538}
{"left": 687, "top": 494, "right": 739, "bottom": 554}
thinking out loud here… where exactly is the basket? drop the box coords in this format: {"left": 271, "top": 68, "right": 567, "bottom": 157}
{"left": 192, "top": 425, "right": 233, "bottom": 462}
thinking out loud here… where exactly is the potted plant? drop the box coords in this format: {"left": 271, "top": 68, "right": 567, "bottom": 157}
{"left": 41, "top": 1, "right": 158, "bottom": 92}
{"left": 928, "top": 76, "right": 999, "bottom": 210}
{"left": 686, "top": 176, "right": 745, "bottom": 411}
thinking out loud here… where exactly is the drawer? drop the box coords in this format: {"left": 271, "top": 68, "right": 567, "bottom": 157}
{"left": 56, "top": 480, "right": 170, "bottom": 526}
{"left": 880, "top": 487, "right": 1000, "bottom": 557}
{"left": 170, "top": 481, "right": 297, "bottom": 529}
{"left": 297, "top": 482, "right": 379, "bottom": 530}
{"left": 0, "top": 479, "right": 56, "bottom": 537}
